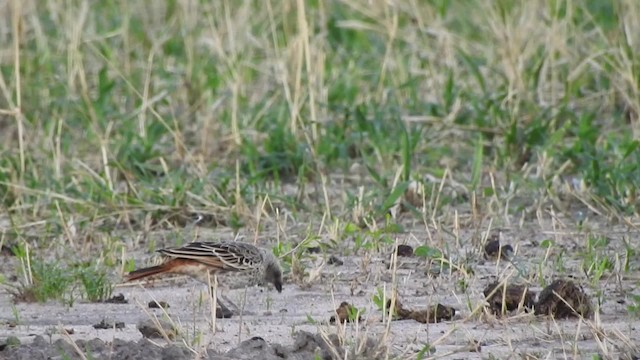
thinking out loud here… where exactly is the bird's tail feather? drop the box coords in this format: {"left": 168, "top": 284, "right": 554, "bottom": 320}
{"left": 125, "top": 265, "right": 167, "bottom": 282}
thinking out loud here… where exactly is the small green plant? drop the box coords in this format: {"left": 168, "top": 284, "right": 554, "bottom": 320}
{"left": 272, "top": 241, "right": 299, "bottom": 275}
{"left": 414, "top": 245, "right": 452, "bottom": 275}
{"left": 581, "top": 235, "right": 614, "bottom": 282}
{"left": 536, "top": 238, "right": 561, "bottom": 270}
{"left": 457, "top": 278, "right": 468, "bottom": 292}
{"left": 8, "top": 243, "right": 113, "bottom": 304}
{"left": 77, "top": 266, "right": 114, "bottom": 302}
{"left": 416, "top": 343, "right": 435, "bottom": 360}
{"left": 123, "top": 259, "right": 136, "bottom": 274}
{"left": 274, "top": 236, "right": 320, "bottom": 284}
{"left": 623, "top": 241, "right": 635, "bottom": 273}
{"left": 305, "top": 314, "right": 317, "bottom": 324}
{"left": 190, "top": 331, "right": 204, "bottom": 348}
{"left": 372, "top": 287, "right": 386, "bottom": 312}
{"left": 11, "top": 243, "right": 32, "bottom": 285}
{"left": 11, "top": 305, "right": 20, "bottom": 326}
{"left": 553, "top": 249, "right": 567, "bottom": 273}
{"left": 627, "top": 294, "right": 640, "bottom": 317}
{"left": 414, "top": 245, "right": 443, "bottom": 259}
{"left": 241, "top": 119, "right": 313, "bottom": 181}
{"left": 346, "top": 218, "right": 399, "bottom": 254}
{"left": 347, "top": 306, "right": 364, "bottom": 322}
{"left": 29, "top": 261, "right": 75, "bottom": 305}
{"left": 372, "top": 287, "right": 397, "bottom": 319}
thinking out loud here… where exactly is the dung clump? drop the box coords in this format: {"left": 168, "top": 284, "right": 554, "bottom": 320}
{"left": 329, "top": 302, "right": 363, "bottom": 324}
{"left": 483, "top": 281, "right": 535, "bottom": 314}
{"left": 484, "top": 238, "right": 513, "bottom": 260}
{"left": 394, "top": 244, "right": 414, "bottom": 257}
{"left": 386, "top": 298, "right": 455, "bottom": 323}
{"left": 535, "top": 279, "right": 592, "bottom": 318}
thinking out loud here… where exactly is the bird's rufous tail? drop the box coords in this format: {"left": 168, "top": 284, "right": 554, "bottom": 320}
{"left": 125, "top": 265, "right": 168, "bottom": 282}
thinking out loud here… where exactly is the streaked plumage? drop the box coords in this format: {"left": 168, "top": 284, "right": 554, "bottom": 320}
{"left": 125, "top": 241, "right": 283, "bottom": 292}
{"left": 159, "top": 242, "right": 264, "bottom": 270}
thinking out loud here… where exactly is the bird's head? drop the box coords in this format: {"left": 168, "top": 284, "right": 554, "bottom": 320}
{"left": 261, "top": 252, "right": 283, "bottom": 293}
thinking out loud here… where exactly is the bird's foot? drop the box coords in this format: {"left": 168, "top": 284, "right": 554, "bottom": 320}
{"left": 215, "top": 305, "right": 234, "bottom": 318}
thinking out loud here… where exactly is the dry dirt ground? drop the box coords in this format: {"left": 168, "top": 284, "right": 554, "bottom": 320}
{"left": 1, "top": 218, "right": 639, "bottom": 359}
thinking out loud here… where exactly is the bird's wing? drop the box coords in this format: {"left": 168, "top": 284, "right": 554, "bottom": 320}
{"left": 158, "top": 241, "right": 262, "bottom": 271}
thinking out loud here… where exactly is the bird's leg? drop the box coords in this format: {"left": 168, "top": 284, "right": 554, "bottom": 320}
{"left": 207, "top": 287, "right": 243, "bottom": 318}
{"left": 212, "top": 291, "right": 235, "bottom": 319}
{"left": 207, "top": 274, "right": 233, "bottom": 318}
{"left": 219, "top": 293, "right": 241, "bottom": 312}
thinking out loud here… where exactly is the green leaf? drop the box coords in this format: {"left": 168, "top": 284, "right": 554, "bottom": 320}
{"left": 414, "top": 245, "right": 442, "bottom": 259}
{"left": 306, "top": 314, "right": 317, "bottom": 324}
{"left": 401, "top": 125, "right": 411, "bottom": 182}
{"left": 380, "top": 182, "right": 410, "bottom": 212}
{"left": 365, "top": 163, "right": 385, "bottom": 187}
{"left": 470, "top": 135, "right": 483, "bottom": 190}
{"left": 540, "top": 239, "right": 553, "bottom": 248}
{"left": 416, "top": 343, "right": 434, "bottom": 360}
{"left": 344, "top": 222, "right": 360, "bottom": 234}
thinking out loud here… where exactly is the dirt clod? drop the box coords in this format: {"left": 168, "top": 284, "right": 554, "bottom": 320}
{"left": 148, "top": 300, "right": 170, "bottom": 309}
{"left": 1, "top": 330, "right": 392, "bottom": 360}
{"left": 484, "top": 239, "right": 513, "bottom": 260}
{"left": 329, "top": 301, "right": 362, "bottom": 324}
{"left": 404, "top": 180, "right": 424, "bottom": 208}
{"left": 0, "top": 335, "right": 193, "bottom": 360}
{"left": 137, "top": 319, "right": 177, "bottom": 340}
{"left": 387, "top": 299, "right": 456, "bottom": 323}
{"left": 535, "top": 279, "right": 592, "bottom": 318}
{"left": 289, "top": 331, "right": 339, "bottom": 360}
{"left": 483, "top": 281, "right": 535, "bottom": 314}
{"left": 327, "top": 255, "right": 344, "bottom": 266}
{"left": 104, "top": 293, "right": 128, "bottom": 304}
{"left": 222, "top": 336, "right": 284, "bottom": 360}
{"left": 395, "top": 244, "right": 414, "bottom": 257}
{"left": 466, "top": 340, "right": 481, "bottom": 352}
{"left": 306, "top": 246, "right": 322, "bottom": 254}
{"left": 0, "top": 245, "right": 14, "bottom": 256}
{"left": 93, "top": 319, "right": 125, "bottom": 330}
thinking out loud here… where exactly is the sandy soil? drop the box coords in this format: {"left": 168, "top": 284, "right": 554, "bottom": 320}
{"left": 1, "top": 222, "right": 639, "bottom": 359}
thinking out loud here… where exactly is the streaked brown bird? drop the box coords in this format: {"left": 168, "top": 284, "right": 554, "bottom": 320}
{"left": 125, "top": 241, "right": 283, "bottom": 318}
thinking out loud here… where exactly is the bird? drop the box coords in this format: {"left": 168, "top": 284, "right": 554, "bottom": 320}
{"left": 125, "top": 241, "right": 283, "bottom": 318}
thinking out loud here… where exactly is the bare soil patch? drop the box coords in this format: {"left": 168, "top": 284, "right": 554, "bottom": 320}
{"left": 1, "top": 219, "right": 640, "bottom": 359}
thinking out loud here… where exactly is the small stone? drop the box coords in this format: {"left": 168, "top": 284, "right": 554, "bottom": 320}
{"left": 327, "top": 255, "right": 343, "bottom": 266}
